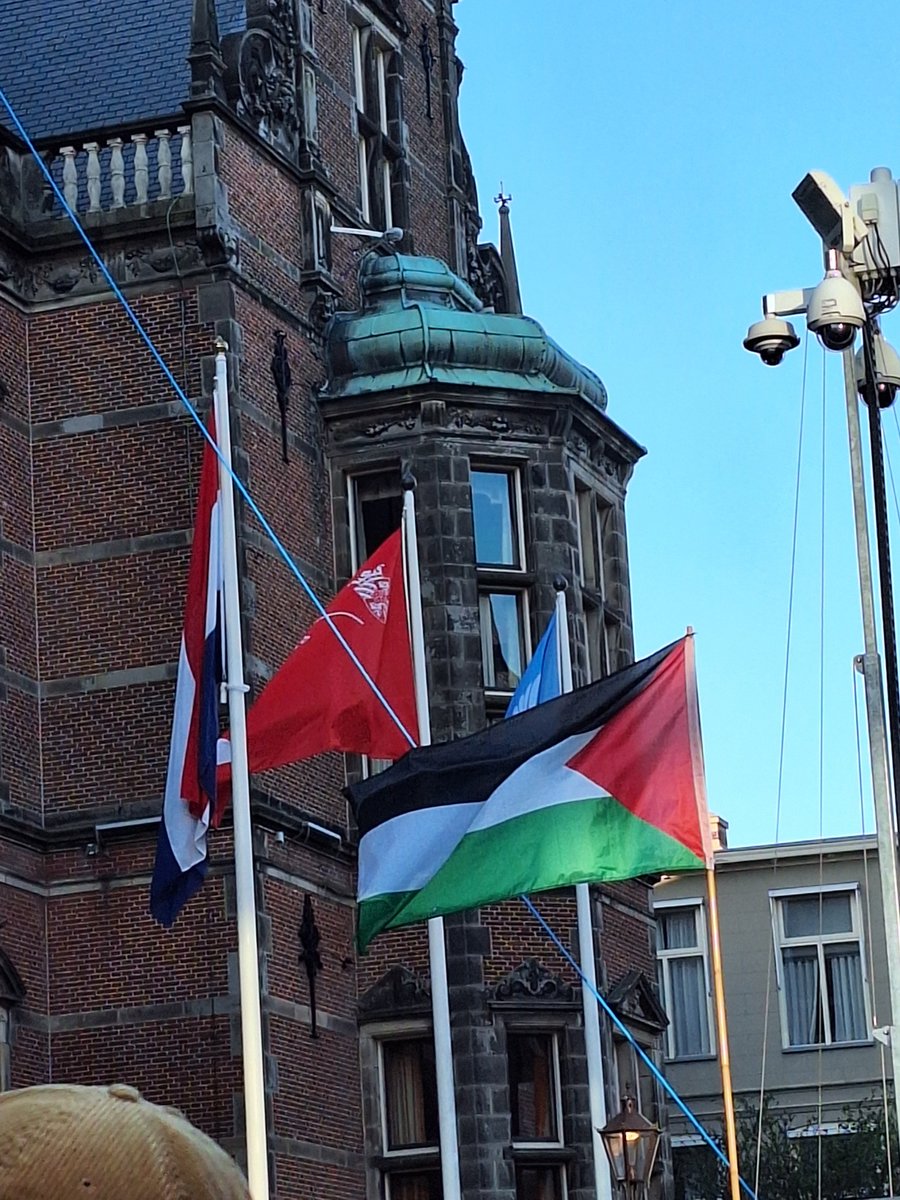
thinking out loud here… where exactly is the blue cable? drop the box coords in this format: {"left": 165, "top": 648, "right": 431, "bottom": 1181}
{"left": 0, "top": 85, "right": 415, "bottom": 750}
{"left": 521, "top": 895, "right": 758, "bottom": 1200}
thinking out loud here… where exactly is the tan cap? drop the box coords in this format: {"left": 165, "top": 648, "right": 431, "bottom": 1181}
{"left": 0, "top": 1083, "right": 251, "bottom": 1199}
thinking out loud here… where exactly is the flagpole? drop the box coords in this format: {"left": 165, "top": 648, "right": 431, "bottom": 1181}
{"left": 684, "top": 630, "right": 740, "bottom": 1200}
{"left": 402, "top": 477, "right": 462, "bottom": 1200}
{"left": 214, "top": 341, "right": 270, "bottom": 1200}
{"left": 553, "top": 579, "right": 613, "bottom": 1200}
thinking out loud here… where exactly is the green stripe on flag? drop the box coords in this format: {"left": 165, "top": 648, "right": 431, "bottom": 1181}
{"left": 358, "top": 795, "right": 704, "bottom": 949}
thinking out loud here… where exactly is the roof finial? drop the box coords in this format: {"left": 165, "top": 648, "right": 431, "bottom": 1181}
{"left": 494, "top": 183, "right": 522, "bottom": 315}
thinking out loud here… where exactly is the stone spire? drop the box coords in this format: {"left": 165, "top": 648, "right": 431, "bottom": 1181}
{"left": 494, "top": 186, "right": 523, "bottom": 315}
{"left": 188, "top": 0, "right": 224, "bottom": 100}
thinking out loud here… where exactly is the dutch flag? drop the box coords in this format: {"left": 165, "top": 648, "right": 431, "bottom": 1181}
{"left": 150, "top": 422, "right": 223, "bottom": 926}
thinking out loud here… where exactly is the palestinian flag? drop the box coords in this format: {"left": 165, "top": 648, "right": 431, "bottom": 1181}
{"left": 349, "top": 637, "right": 713, "bottom": 951}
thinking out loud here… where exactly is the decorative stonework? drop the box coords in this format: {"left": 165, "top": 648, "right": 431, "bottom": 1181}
{"left": 490, "top": 958, "right": 575, "bottom": 1003}
{"left": 606, "top": 969, "right": 668, "bottom": 1034}
{"left": 358, "top": 965, "right": 431, "bottom": 1017}
{"left": 222, "top": 0, "right": 301, "bottom": 161}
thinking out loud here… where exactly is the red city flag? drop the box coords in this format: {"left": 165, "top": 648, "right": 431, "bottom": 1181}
{"left": 219, "top": 529, "right": 417, "bottom": 805}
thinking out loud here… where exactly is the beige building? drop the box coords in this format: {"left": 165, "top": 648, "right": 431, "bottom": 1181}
{"left": 654, "top": 826, "right": 893, "bottom": 1186}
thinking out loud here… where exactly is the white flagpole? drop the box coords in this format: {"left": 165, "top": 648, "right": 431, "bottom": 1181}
{"left": 214, "top": 342, "right": 270, "bottom": 1200}
{"left": 553, "top": 580, "right": 612, "bottom": 1200}
{"left": 402, "top": 478, "right": 462, "bottom": 1200}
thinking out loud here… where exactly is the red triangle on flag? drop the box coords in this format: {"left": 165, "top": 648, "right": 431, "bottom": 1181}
{"left": 566, "top": 639, "right": 711, "bottom": 866}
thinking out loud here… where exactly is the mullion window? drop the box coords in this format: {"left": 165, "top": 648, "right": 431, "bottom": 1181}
{"left": 773, "top": 888, "right": 869, "bottom": 1048}
{"left": 656, "top": 903, "right": 714, "bottom": 1059}
{"left": 472, "top": 465, "right": 528, "bottom": 699}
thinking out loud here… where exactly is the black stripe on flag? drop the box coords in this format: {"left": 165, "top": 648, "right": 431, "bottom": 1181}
{"left": 347, "top": 641, "right": 678, "bottom": 839}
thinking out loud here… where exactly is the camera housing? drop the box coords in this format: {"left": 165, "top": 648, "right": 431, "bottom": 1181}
{"left": 806, "top": 272, "right": 865, "bottom": 351}
{"left": 743, "top": 317, "right": 800, "bottom": 366}
{"left": 855, "top": 333, "right": 900, "bottom": 408}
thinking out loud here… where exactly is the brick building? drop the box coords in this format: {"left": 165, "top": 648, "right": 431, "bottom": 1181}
{"left": 0, "top": 3, "right": 669, "bottom": 1199}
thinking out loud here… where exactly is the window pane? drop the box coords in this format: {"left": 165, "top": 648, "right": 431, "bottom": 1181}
{"left": 481, "top": 593, "right": 524, "bottom": 690}
{"left": 783, "top": 947, "right": 824, "bottom": 1046}
{"left": 388, "top": 1171, "right": 443, "bottom": 1200}
{"left": 576, "top": 487, "right": 598, "bottom": 588}
{"left": 508, "top": 1034, "right": 558, "bottom": 1141}
{"left": 383, "top": 1039, "right": 439, "bottom": 1150}
{"left": 353, "top": 470, "right": 402, "bottom": 563}
{"left": 661, "top": 909, "right": 698, "bottom": 950}
{"left": 515, "top": 1166, "right": 563, "bottom": 1200}
{"left": 667, "top": 957, "right": 711, "bottom": 1057}
{"left": 824, "top": 944, "right": 867, "bottom": 1042}
{"left": 471, "top": 470, "right": 519, "bottom": 566}
{"left": 782, "top": 893, "right": 852, "bottom": 938}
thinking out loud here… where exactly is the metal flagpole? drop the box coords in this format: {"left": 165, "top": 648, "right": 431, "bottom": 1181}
{"left": 402, "top": 477, "right": 461, "bottom": 1200}
{"left": 553, "top": 579, "right": 613, "bottom": 1200}
{"left": 705, "top": 866, "right": 741, "bottom": 1200}
{"left": 214, "top": 341, "right": 270, "bottom": 1200}
{"left": 840, "top": 348, "right": 900, "bottom": 1141}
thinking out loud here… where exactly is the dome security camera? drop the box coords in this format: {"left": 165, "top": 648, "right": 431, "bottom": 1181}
{"left": 806, "top": 271, "right": 865, "bottom": 351}
{"left": 855, "top": 332, "right": 900, "bottom": 408}
{"left": 743, "top": 317, "right": 800, "bottom": 366}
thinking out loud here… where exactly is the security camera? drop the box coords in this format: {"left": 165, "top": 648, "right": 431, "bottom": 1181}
{"left": 743, "top": 317, "right": 800, "bottom": 366}
{"left": 855, "top": 331, "right": 900, "bottom": 408}
{"left": 806, "top": 271, "right": 864, "bottom": 351}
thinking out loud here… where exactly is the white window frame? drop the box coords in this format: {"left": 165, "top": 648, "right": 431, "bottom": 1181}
{"left": 654, "top": 898, "right": 717, "bottom": 1060}
{"left": 373, "top": 1022, "right": 441, "bottom": 1185}
{"left": 471, "top": 465, "right": 527, "bottom": 572}
{"left": 349, "top": 13, "right": 400, "bottom": 228}
{"left": 471, "top": 464, "right": 530, "bottom": 702}
{"left": 507, "top": 1028, "right": 568, "bottom": 1200}
{"left": 508, "top": 1029, "right": 565, "bottom": 1150}
{"left": 479, "top": 589, "right": 532, "bottom": 696}
{"left": 769, "top": 883, "right": 872, "bottom": 1050}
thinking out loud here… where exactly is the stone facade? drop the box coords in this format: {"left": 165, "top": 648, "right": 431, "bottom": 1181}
{"left": 0, "top": 3, "right": 668, "bottom": 1198}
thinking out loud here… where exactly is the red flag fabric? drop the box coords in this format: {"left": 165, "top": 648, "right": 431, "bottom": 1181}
{"left": 222, "top": 528, "right": 417, "bottom": 795}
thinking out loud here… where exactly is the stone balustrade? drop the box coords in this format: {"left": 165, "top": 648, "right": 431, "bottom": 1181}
{"left": 46, "top": 124, "right": 193, "bottom": 216}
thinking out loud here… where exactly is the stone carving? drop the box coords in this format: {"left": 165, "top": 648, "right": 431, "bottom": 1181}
{"left": 491, "top": 958, "right": 575, "bottom": 1003}
{"left": 606, "top": 969, "right": 668, "bottom": 1034}
{"left": 222, "top": 0, "right": 301, "bottom": 160}
{"left": 359, "top": 965, "right": 431, "bottom": 1016}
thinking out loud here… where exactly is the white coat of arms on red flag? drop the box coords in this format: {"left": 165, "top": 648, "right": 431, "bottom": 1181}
{"left": 352, "top": 564, "right": 390, "bottom": 623}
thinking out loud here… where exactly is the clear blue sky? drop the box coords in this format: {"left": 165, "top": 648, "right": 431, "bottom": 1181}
{"left": 457, "top": 1, "right": 900, "bottom": 847}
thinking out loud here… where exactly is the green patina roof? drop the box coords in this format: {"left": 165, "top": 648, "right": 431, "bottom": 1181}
{"left": 319, "top": 253, "right": 608, "bottom": 411}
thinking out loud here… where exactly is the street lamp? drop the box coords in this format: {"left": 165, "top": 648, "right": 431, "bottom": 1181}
{"left": 742, "top": 164, "right": 900, "bottom": 1151}
{"left": 598, "top": 1096, "right": 660, "bottom": 1200}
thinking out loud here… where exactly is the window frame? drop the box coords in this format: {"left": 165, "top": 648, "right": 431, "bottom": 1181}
{"left": 769, "top": 883, "right": 872, "bottom": 1050}
{"left": 505, "top": 1025, "right": 569, "bottom": 1200}
{"left": 573, "top": 476, "right": 617, "bottom": 681}
{"left": 470, "top": 463, "right": 531, "bottom": 706}
{"left": 349, "top": 14, "right": 403, "bottom": 229}
{"left": 364, "top": 1020, "right": 442, "bottom": 1200}
{"left": 654, "top": 898, "right": 717, "bottom": 1061}
{"left": 0, "top": 1005, "right": 9, "bottom": 1093}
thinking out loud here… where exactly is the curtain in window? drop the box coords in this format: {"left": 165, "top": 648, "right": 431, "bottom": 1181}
{"left": 827, "top": 947, "right": 867, "bottom": 1042}
{"left": 662, "top": 910, "right": 697, "bottom": 950}
{"left": 783, "top": 949, "right": 820, "bottom": 1045}
{"left": 668, "top": 956, "right": 709, "bottom": 1056}
{"left": 487, "top": 594, "right": 522, "bottom": 689}
{"left": 385, "top": 1043, "right": 426, "bottom": 1148}
{"left": 389, "top": 1171, "right": 441, "bottom": 1200}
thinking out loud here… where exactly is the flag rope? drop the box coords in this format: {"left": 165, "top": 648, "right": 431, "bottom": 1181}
{"left": 0, "top": 85, "right": 415, "bottom": 753}
{"left": 521, "top": 894, "right": 759, "bottom": 1200}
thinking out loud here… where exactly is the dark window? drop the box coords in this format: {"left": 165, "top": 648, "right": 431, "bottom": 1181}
{"left": 352, "top": 469, "right": 403, "bottom": 564}
{"left": 508, "top": 1033, "right": 559, "bottom": 1142}
{"left": 383, "top": 1038, "right": 440, "bottom": 1151}
{"left": 351, "top": 24, "right": 404, "bottom": 228}
{"left": 515, "top": 1165, "right": 564, "bottom": 1200}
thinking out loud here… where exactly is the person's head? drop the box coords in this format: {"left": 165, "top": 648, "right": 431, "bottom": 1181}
{"left": 0, "top": 1082, "right": 251, "bottom": 1199}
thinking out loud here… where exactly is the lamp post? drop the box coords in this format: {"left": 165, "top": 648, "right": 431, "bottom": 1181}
{"left": 743, "top": 166, "right": 900, "bottom": 1147}
{"left": 598, "top": 1096, "right": 661, "bottom": 1200}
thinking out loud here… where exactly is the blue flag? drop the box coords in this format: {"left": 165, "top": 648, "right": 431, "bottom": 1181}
{"left": 505, "top": 609, "right": 562, "bottom": 717}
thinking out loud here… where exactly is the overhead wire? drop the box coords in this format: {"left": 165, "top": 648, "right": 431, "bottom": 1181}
{"left": 753, "top": 327, "right": 810, "bottom": 1195}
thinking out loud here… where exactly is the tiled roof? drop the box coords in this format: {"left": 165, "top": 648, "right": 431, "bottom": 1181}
{"left": 0, "top": 0, "right": 246, "bottom": 141}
